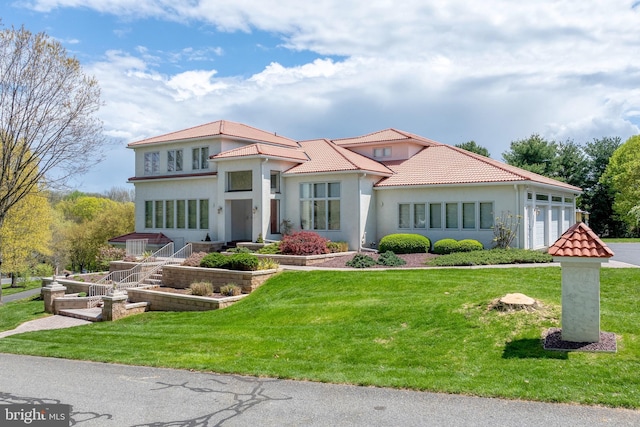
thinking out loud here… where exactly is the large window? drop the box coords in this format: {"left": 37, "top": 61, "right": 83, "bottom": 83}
{"left": 270, "top": 171, "right": 280, "bottom": 193}
{"left": 154, "top": 201, "right": 164, "bottom": 228}
{"left": 144, "top": 152, "right": 160, "bottom": 175}
{"left": 165, "top": 200, "right": 174, "bottom": 229}
{"left": 463, "top": 202, "right": 476, "bottom": 229}
{"left": 176, "top": 200, "right": 185, "bottom": 229}
{"left": 300, "top": 182, "right": 340, "bottom": 231}
{"left": 145, "top": 201, "right": 153, "bottom": 228}
{"left": 167, "top": 149, "right": 183, "bottom": 172}
{"left": 192, "top": 147, "right": 209, "bottom": 170}
{"left": 398, "top": 204, "right": 410, "bottom": 229}
{"left": 446, "top": 203, "right": 458, "bottom": 229}
{"left": 414, "top": 204, "right": 426, "bottom": 228}
{"left": 480, "top": 202, "right": 494, "bottom": 229}
{"left": 228, "top": 171, "right": 252, "bottom": 191}
{"left": 188, "top": 199, "right": 197, "bottom": 229}
{"left": 429, "top": 203, "right": 442, "bottom": 228}
{"left": 199, "top": 199, "right": 209, "bottom": 229}
{"left": 398, "top": 203, "right": 426, "bottom": 229}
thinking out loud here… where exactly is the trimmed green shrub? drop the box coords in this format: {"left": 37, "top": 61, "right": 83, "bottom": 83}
{"left": 377, "top": 251, "right": 406, "bottom": 267}
{"left": 190, "top": 281, "right": 213, "bottom": 296}
{"left": 228, "top": 253, "right": 259, "bottom": 271}
{"left": 379, "top": 234, "right": 430, "bottom": 254}
{"left": 257, "top": 242, "right": 281, "bottom": 254}
{"left": 346, "top": 253, "right": 377, "bottom": 268}
{"left": 433, "top": 239, "right": 461, "bottom": 255}
{"left": 280, "top": 231, "right": 329, "bottom": 255}
{"left": 426, "top": 248, "right": 552, "bottom": 266}
{"left": 200, "top": 253, "right": 231, "bottom": 269}
{"left": 327, "top": 241, "right": 349, "bottom": 253}
{"left": 227, "top": 246, "right": 253, "bottom": 254}
{"left": 458, "top": 239, "right": 484, "bottom": 252}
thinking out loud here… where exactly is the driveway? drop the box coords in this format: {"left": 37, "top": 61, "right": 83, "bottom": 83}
{"left": 1, "top": 354, "right": 639, "bottom": 426}
{"left": 607, "top": 243, "right": 640, "bottom": 266}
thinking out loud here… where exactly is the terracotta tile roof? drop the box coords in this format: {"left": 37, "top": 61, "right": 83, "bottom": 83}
{"left": 333, "top": 128, "right": 441, "bottom": 147}
{"left": 285, "top": 139, "right": 394, "bottom": 175}
{"left": 128, "top": 120, "right": 298, "bottom": 148}
{"left": 548, "top": 222, "right": 614, "bottom": 258}
{"left": 108, "top": 232, "right": 172, "bottom": 245}
{"left": 374, "top": 144, "right": 582, "bottom": 191}
{"left": 211, "top": 143, "right": 309, "bottom": 162}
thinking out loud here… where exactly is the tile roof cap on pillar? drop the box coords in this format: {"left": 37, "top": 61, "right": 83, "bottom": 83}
{"left": 548, "top": 222, "right": 614, "bottom": 258}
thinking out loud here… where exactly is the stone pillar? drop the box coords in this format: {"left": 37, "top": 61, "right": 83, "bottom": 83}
{"left": 42, "top": 279, "right": 67, "bottom": 314}
{"left": 559, "top": 259, "right": 603, "bottom": 342}
{"left": 102, "top": 292, "right": 128, "bottom": 321}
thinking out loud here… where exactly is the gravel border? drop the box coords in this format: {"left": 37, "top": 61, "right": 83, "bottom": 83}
{"left": 543, "top": 328, "right": 617, "bottom": 353}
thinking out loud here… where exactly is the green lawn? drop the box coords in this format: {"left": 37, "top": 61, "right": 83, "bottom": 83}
{"left": 0, "top": 268, "right": 638, "bottom": 408}
{"left": 1, "top": 279, "right": 42, "bottom": 297}
{"left": 601, "top": 238, "right": 640, "bottom": 243}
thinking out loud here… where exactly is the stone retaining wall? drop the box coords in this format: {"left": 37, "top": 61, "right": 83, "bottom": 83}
{"left": 253, "top": 252, "right": 352, "bottom": 266}
{"left": 127, "top": 287, "right": 246, "bottom": 311}
{"left": 41, "top": 277, "right": 95, "bottom": 294}
{"left": 162, "top": 265, "right": 279, "bottom": 293}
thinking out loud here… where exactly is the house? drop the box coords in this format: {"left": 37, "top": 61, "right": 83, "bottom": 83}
{"left": 126, "top": 120, "right": 581, "bottom": 251}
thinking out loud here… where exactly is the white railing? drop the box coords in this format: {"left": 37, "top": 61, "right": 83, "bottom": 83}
{"left": 126, "top": 239, "right": 148, "bottom": 257}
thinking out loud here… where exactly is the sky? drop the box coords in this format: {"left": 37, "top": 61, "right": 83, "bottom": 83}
{"left": 2, "top": 1, "right": 640, "bottom": 193}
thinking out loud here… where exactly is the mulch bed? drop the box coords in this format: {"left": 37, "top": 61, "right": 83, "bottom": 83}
{"left": 543, "top": 328, "right": 617, "bottom": 353}
{"left": 314, "top": 252, "right": 438, "bottom": 268}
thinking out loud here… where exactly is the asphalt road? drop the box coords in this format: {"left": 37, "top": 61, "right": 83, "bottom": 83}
{"left": 1, "top": 354, "right": 639, "bottom": 426}
{"left": 607, "top": 243, "right": 640, "bottom": 266}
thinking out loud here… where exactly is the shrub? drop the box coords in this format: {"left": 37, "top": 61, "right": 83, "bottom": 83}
{"left": 426, "top": 248, "right": 552, "bottom": 266}
{"left": 257, "top": 258, "right": 280, "bottom": 270}
{"left": 228, "top": 253, "right": 259, "bottom": 271}
{"left": 458, "top": 239, "right": 484, "bottom": 252}
{"left": 377, "top": 251, "right": 406, "bottom": 266}
{"left": 346, "top": 253, "right": 377, "bottom": 268}
{"left": 227, "top": 246, "right": 253, "bottom": 254}
{"left": 220, "top": 283, "right": 241, "bottom": 296}
{"left": 95, "top": 245, "right": 126, "bottom": 271}
{"left": 280, "top": 231, "right": 329, "bottom": 255}
{"left": 378, "top": 234, "right": 430, "bottom": 254}
{"left": 327, "top": 241, "right": 349, "bottom": 253}
{"left": 190, "top": 281, "right": 213, "bottom": 296}
{"left": 200, "top": 253, "right": 231, "bottom": 269}
{"left": 257, "top": 242, "right": 281, "bottom": 254}
{"left": 77, "top": 292, "right": 87, "bottom": 297}
{"left": 433, "top": 239, "right": 461, "bottom": 255}
{"left": 32, "top": 263, "right": 54, "bottom": 278}
{"left": 181, "top": 252, "right": 207, "bottom": 267}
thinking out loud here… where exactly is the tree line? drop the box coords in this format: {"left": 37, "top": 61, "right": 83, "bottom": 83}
{"left": 456, "top": 134, "right": 640, "bottom": 237}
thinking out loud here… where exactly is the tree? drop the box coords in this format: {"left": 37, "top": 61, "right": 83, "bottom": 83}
{"left": 0, "top": 189, "right": 52, "bottom": 285}
{"left": 502, "top": 134, "right": 557, "bottom": 176}
{"left": 580, "top": 137, "right": 625, "bottom": 237}
{"left": 0, "top": 25, "right": 104, "bottom": 302}
{"left": 553, "top": 139, "right": 588, "bottom": 187}
{"left": 601, "top": 135, "right": 640, "bottom": 234}
{"left": 455, "top": 140, "right": 490, "bottom": 157}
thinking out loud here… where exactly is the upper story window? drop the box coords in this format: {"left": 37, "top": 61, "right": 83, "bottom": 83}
{"left": 167, "top": 149, "right": 183, "bottom": 172}
{"left": 144, "top": 152, "right": 160, "bottom": 175}
{"left": 270, "top": 171, "right": 281, "bottom": 193}
{"left": 227, "top": 171, "right": 253, "bottom": 191}
{"left": 192, "top": 147, "right": 209, "bottom": 170}
{"left": 373, "top": 147, "right": 392, "bottom": 158}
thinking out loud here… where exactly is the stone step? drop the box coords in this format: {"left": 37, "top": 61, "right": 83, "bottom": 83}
{"left": 58, "top": 308, "right": 103, "bottom": 322}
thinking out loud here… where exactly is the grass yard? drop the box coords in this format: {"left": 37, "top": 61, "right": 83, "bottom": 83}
{"left": 0, "top": 268, "right": 638, "bottom": 408}
{"left": 1, "top": 279, "right": 42, "bottom": 297}
{"left": 602, "top": 238, "right": 640, "bottom": 243}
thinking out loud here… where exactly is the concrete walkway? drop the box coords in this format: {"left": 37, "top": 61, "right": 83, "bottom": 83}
{"left": 0, "top": 315, "right": 91, "bottom": 338}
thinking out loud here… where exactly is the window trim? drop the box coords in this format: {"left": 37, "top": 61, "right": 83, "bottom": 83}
{"left": 299, "top": 182, "right": 341, "bottom": 231}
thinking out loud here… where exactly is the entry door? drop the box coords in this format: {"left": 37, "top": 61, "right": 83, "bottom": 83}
{"left": 230, "top": 199, "right": 252, "bottom": 241}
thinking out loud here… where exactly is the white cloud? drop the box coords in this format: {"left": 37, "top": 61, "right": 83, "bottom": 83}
{"left": 23, "top": 0, "right": 640, "bottom": 191}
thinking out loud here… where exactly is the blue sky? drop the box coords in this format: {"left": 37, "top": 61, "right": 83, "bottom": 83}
{"left": 2, "top": 1, "right": 640, "bottom": 193}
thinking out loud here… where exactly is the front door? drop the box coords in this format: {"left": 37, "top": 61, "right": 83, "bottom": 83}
{"left": 230, "top": 199, "right": 252, "bottom": 242}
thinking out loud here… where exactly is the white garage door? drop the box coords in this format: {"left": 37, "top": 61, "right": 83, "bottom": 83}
{"left": 534, "top": 207, "right": 546, "bottom": 248}
{"left": 550, "top": 207, "right": 560, "bottom": 244}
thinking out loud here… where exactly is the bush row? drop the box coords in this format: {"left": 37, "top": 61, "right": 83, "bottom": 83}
{"left": 432, "top": 238, "right": 484, "bottom": 255}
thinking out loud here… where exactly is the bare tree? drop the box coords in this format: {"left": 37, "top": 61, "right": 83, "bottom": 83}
{"left": 0, "top": 25, "right": 105, "bottom": 302}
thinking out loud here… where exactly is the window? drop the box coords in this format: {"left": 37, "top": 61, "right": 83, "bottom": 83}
{"left": 192, "top": 147, "right": 209, "bottom": 170}
{"left": 429, "top": 203, "right": 442, "bottom": 228}
{"left": 552, "top": 196, "right": 562, "bottom": 202}
{"left": 374, "top": 147, "right": 391, "bottom": 158}
{"left": 300, "top": 182, "right": 341, "bottom": 231}
{"left": 154, "top": 201, "right": 164, "bottom": 228}
{"left": 446, "top": 203, "right": 458, "bottom": 229}
{"left": 414, "top": 204, "right": 426, "bottom": 228}
{"left": 167, "top": 149, "right": 183, "bottom": 172}
{"left": 188, "top": 200, "right": 197, "bottom": 229}
{"left": 398, "top": 204, "right": 410, "bottom": 229}
{"left": 199, "top": 199, "right": 209, "bottom": 229}
{"left": 176, "top": 200, "right": 186, "bottom": 229}
{"left": 228, "top": 171, "right": 253, "bottom": 191}
{"left": 270, "top": 171, "right": 280, "bottom": 193}
{"left": 144, "top": 152, "right": 160, "bottom": 175}
{"left": 564, "top": 197, "right": 572, "bottom": 204}
{"left": 480, "top": 202, "right": 494, "bottom": 229}
{"left": 165, "top": 200, "right": 174, "bottom": 229}
{"left": 270, "top": 199, "right": 280, "bottom": 233}
{"left": 536, "top": 193, "right": 549, "bottom": 201}
{"left": 145, "top": 201, "right": 153, "bottom": 228}
{"left": 463, "top": 203, "right": 475, "bottom": 229}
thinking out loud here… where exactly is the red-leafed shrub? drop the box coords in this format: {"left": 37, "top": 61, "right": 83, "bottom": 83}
{"left": 280, "top": 231, "right": 330, "bottom": 255}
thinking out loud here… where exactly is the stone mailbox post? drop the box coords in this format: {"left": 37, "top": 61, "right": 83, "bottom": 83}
{"left": 548, "top": 222, "right": 614, "bottom": 343}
